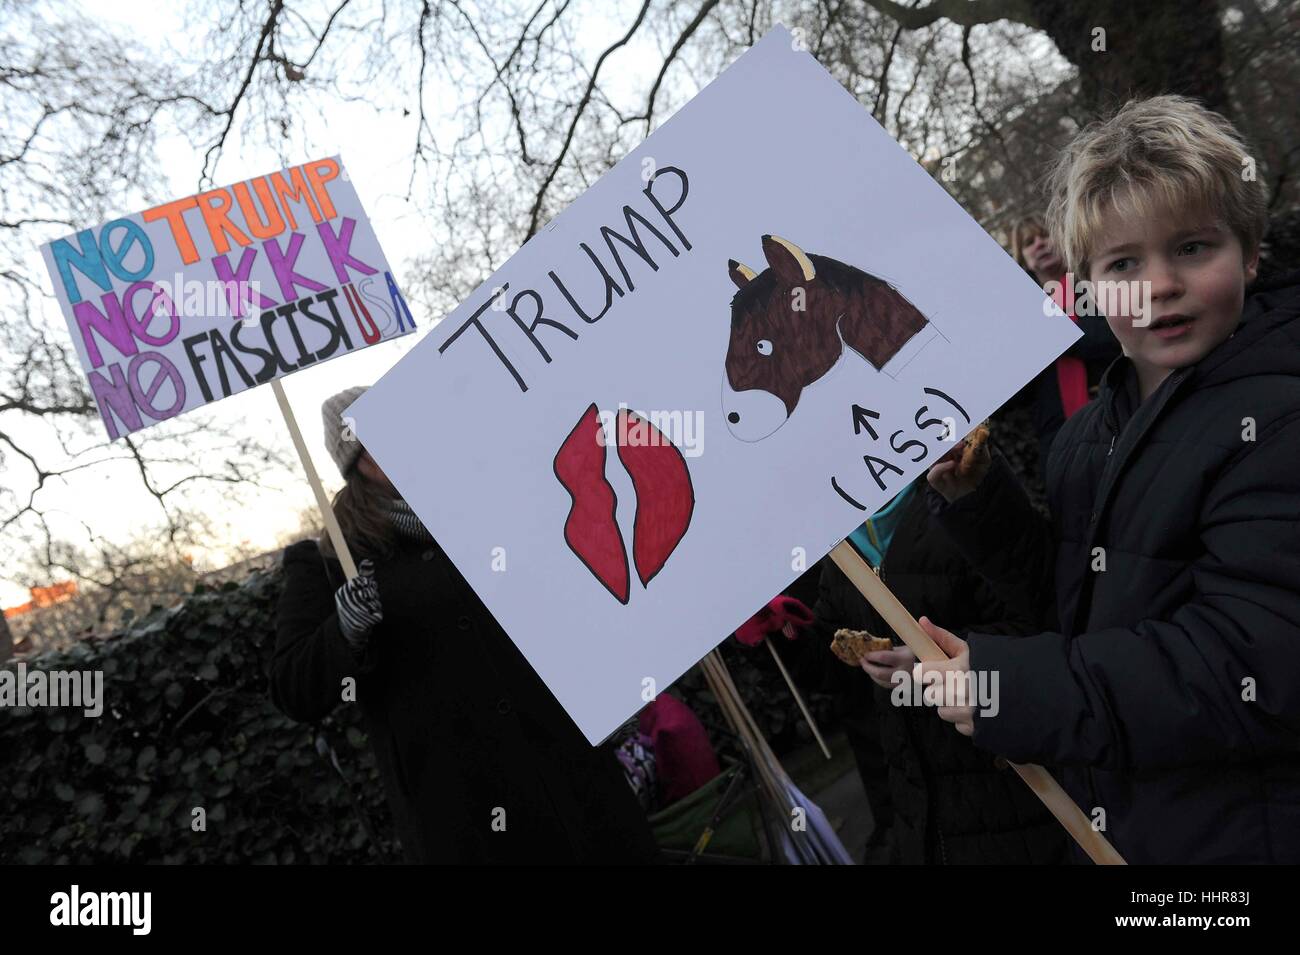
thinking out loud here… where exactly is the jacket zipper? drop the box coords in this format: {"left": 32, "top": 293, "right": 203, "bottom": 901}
{"left": 1078, "top": 368, "right": 1191, "bottom": 854}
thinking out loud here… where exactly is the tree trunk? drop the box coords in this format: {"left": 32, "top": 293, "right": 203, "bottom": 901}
{"left": 1026, "top": 0, "right": 1228, "bottom": 115}
{"left": 0, "top": 611, "right": 13, "bottom": 663}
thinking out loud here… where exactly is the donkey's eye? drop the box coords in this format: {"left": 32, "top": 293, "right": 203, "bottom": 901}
{"left": 756, "top": 339, "right": 773, "bottom": 356}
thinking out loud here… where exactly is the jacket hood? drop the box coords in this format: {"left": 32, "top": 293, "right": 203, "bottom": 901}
{"left": 1098, "top": 268, "right": 1300, "bottom": 405}
{"left": 1191, "top": 268, "right": 1300, "bottom": 386}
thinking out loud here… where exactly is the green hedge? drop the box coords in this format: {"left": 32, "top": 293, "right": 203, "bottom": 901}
{"left": 0, "top": 568, "right": 399, "bottom": 864}
{"left": 0, "top": 557, "right": 841, "bottom": 864}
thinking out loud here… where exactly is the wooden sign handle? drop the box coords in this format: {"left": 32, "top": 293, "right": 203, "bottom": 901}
{"left": 272, "top": 379, "right": 359, "bottom": 580}
{"left": 829, "top": 540, "right": 1126, "bottom": 865}
{"left": 765, "top": 635, "right": 832, "bottom": 760}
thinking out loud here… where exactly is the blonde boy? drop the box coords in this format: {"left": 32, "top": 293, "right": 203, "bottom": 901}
{"left": 918, "top": 96, "right": 1300, "bottom": 863}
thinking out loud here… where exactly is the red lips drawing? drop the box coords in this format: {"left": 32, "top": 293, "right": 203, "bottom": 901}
{"left": 553, "top": 403, "right": 695, "bottom": 604}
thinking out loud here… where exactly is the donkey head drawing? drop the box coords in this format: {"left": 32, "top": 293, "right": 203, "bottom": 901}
{"left": 721, "top": 234, "right": 929, "bottom": 442}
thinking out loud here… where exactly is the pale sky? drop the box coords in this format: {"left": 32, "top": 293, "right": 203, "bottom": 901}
{"left": 1, "top": 0, "right": 686, "bottom": 606}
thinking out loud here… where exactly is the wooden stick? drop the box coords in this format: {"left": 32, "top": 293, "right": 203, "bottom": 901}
{"left": 765, "top": 635, "right": 832, "bottom": 760}
{"left": 701, "top": 653, "right": 764, "bottom": 766}
{"left": 701, "top": 653, "right": 783, "bottom": 802}
{"left": 700, "top": 658, "right": 772, "bottom": 800}
{"left": 271, "top": 378, "right": 358, "bottom": 580}
{"left": 829, "top": 540, "right": 1126, "bottom": 865}
{"left": 708, "top": 653, "right": 774, "bottom": 767}
{"left": 708, "top": 653, "right": 794, "bottom": 811}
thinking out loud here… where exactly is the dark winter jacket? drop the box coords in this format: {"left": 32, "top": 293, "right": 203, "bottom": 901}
{"left": 813, "top": 489, "right": 1067, "bottom": 865}
{"left": 271, "top": 536, "right": 658, "bottom": 864}
{"left": 1027, "top": 311, "right": 1121, "bottom": 472}
{"left": 930, "top": 270, "right": 1300, "bottom": 864}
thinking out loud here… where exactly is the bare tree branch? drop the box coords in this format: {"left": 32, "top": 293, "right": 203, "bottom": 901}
{"left": 861, "top": 0, "right": 1039, "bottom": 30}
{"left": 635, "top": 0, "right": 721, "bottom": 133}
{"left": 201, "top": 0, "right": 287, "bottom": 185}
{"left": 524, "top": 0, "right": 654, "bottom": 240}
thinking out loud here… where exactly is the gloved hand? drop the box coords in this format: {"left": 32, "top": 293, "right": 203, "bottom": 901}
{"left": 733, "top": 595, "right": 815, "bottom": 647}
{"left": 334, "top": 558, "right": 382, "bottom": 653}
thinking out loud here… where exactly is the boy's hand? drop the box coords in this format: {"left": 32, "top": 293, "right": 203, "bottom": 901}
{"left": 912, "top": 617, "right": 976, "bottom": 736}
{"left": 860, "top": 645, "right": 918, "bottom": 689}
{"left": 927, "top": 435, "right": 990, "bottom": 503}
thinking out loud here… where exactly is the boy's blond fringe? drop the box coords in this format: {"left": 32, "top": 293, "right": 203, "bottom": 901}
{"left": 1044, "top": 95, "right": 1268, "bottom": 276}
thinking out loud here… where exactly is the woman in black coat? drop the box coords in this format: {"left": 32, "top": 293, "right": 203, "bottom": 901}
{"left": 270, "top": 387, "right": 658, "bottom": 865}
{"left": 813, "top": 479, "right": 1066, "bottom": 865}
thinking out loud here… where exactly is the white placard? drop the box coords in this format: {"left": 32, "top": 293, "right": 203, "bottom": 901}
{"left": 349, "top": 26, "right": 1079, "bottom": 743}
{"left": 42, "top": 156, "right": 415, "bottom": 440}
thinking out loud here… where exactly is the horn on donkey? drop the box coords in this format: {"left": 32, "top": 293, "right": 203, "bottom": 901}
{"left": 762, "top": 234, "right": 816, "bottom": 282}
{"left": 728, "top": 259, "right": 758, "bottom": 289}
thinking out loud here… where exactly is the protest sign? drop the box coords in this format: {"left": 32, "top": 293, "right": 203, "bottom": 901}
{"left": 347, "top": 25, "right": 1082, "bottom": 745}
{"left": 41, "top": 156, "right": 415, "bottom": 441}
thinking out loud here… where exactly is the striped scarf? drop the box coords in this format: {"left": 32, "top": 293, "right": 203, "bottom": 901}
{"left": 334, "top": 498, "right": 431, "bottom": 651}
{"left": 379, "top": 497, "right": 433, "bottom": 543}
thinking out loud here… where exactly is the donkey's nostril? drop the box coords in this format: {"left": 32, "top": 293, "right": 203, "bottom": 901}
{"left": 722, "top": 388, "right": 786, "bottom": 442}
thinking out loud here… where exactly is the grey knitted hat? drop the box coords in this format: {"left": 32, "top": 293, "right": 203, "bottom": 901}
{"left": 321, "top": 385, "right": 368, "bottom": 478}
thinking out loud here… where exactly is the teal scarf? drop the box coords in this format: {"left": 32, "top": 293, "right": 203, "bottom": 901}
{"left": 847, "top": 481, "right": 916, "bottom": 567}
